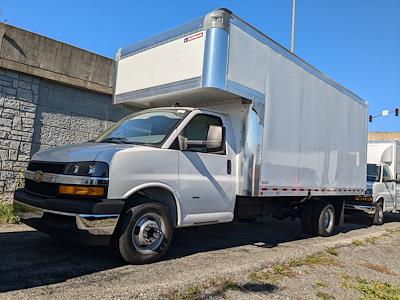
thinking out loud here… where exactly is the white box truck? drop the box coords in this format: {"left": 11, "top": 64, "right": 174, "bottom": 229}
{"left": 346, "top": 140, "right": 400, "bottom": 225}
{"left": 14, "top": 8, "right": 368, "bottom": 264}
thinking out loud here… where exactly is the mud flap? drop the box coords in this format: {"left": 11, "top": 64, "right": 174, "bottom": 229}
{"left": 333, "top": 199, "right": 345, "bottom": 226}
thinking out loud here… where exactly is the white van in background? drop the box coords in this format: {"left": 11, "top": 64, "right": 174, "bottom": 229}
{"left": 346, "top": 140, "right": 400, "bottom": 225}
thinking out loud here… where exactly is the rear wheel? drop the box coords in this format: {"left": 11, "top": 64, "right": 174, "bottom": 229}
{"left": 371, "top": 201, "right": 384, "bottom": 225}
{"left": 302, "top": 200, "right": 336, "bottom": 236}
{"left": 116, "top": 202, "right": 173, "bottom": 264}
{"left": 312, "top": 201, "right": 336, "bottom": 236}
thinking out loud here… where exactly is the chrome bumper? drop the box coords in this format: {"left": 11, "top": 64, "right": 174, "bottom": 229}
{"left": 14, "top": 200, "right": 119, "bottom": 236}
{"left": 345, "top": 203, "right": 376, "bottom": 215}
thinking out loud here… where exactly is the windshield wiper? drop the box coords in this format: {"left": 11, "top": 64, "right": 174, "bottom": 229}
{"left": 100, "top": 137, "right": 132, "bottom": 144}
{"left": 99, "top": 138, "right": 160, "bottom": 147}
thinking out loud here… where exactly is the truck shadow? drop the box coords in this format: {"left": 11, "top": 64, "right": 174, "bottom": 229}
{"left": 0, "top": 230, "right": 123, "bottom": 293}
{"left": 0, "top": 214, "right": 399, "bottom": 293}
{"left": 164, "top": 215, "right": 379, "bottom": 260}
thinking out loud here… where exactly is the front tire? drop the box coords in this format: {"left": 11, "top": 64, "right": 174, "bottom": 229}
{"left": 117, "top": 202, "right": 173, "bottom": 264}
{"left": 371, "top": 201, "right": 384, "bottom": 226}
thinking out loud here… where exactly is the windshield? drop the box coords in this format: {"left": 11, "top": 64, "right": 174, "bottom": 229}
{"left": 367, "top": 163, "right": 380, "bottom": 182}
{"left": 96, "top": 109, "right": 189, "bottom": 146}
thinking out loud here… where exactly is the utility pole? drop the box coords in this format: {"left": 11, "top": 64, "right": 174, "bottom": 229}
{"left": 291, "top": 0, "right": 296, "bottom": 53}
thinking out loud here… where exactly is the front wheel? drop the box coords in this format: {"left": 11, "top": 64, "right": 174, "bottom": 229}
{"left": 116, "top": 202, "right": 173, "bottom": 264}
{"left": 371, "top": 202, "right": 384, "bottom": 226}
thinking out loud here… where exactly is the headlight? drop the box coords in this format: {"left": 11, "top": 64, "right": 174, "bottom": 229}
{"left": 64, "top": 162, "right": 109, "bottom": 177}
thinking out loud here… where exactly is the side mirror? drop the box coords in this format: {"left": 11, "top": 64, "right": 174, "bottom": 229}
{"left": 179, "top": 125, "right": 225, "bottom": 152}
{"left": 385, "top": 178, "right": 400, "bottom": 183}
{"left": 205, "top": 125, "right": 224, "bottom": 151}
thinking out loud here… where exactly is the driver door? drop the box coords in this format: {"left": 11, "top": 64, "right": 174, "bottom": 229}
{"left": 178, "top": 113, "right": 235, "bottom": 225}
{"left": 382, "top": 165, "right": 396, "bottom": 211}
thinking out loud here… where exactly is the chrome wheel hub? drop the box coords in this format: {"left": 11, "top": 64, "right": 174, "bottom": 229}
{"left": 132, "top": 213, "right": 165, "bottom": 252}
{"left": 138, "top": 220, "right": 160, "bottom": 245}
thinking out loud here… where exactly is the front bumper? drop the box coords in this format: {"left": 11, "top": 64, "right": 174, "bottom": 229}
{"left": 14, "top": 189, "right": 125, "bottom": 245}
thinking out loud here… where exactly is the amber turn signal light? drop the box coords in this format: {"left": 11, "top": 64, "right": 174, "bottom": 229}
{"left": 59, "top": 185, "right": 105, "bottom": 196}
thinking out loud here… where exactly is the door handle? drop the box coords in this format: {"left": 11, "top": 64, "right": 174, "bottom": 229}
{"left": 227, "top": 159, "right": 232, "bottom": 175}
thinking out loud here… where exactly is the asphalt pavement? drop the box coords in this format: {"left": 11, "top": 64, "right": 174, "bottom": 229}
{"left": 0, "top": 214, "right": 399, "bottom": 299}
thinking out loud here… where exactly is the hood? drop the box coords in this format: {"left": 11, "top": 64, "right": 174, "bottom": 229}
{"left": 32, "top": 143, "right": 133, "bottom": 163}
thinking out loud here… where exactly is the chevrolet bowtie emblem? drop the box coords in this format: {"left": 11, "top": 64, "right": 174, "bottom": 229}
{"left": 33, "top": 171, "right": 44, "bottom": 183}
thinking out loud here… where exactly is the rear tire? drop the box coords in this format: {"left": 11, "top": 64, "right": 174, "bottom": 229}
{"left": 371, "top": 201, "right": 384, "bottom": 226}
{"left": 311, "top": 200, "right": 336, "bottom": 237}
{"left": 116, "top": 202, "right": 173, "bottom": 264}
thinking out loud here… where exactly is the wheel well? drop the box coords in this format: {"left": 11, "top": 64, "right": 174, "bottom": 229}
{"left": 123, "top": 187, "right": 178, "bottom": 227}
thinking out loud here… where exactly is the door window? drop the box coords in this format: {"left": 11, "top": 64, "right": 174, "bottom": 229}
{"left": 367, "top": 164, "right": 380, "bottom": 182}
{"left": 182, "top": 114, "right": 224, "bottom": 154}
{"left": 382, "top": 165, "right": 392, "bottom": 181}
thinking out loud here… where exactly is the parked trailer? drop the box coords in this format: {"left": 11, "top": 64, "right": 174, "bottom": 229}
{"left": 346, "top": 140, "right": 400, "bottom": 225}
{"left": 14, "top": 8, "right": 368, "bottom": 264}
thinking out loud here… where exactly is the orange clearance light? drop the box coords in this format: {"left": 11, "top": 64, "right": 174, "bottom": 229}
{"left": 59, "top": 185, "right": 105, "bottom": 196}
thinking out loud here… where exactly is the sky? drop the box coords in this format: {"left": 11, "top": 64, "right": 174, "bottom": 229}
{"left": 0, "top": 0, "right": 399, "bottom": 132}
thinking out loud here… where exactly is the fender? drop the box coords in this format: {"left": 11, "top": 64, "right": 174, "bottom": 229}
{"left": 122, "top": 182, "right": 183, "bottom": 226}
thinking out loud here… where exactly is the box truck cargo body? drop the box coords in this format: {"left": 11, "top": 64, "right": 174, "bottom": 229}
{"left": 14, "top": 8, "right": 368, "bottom": 264}
{"left": 346, "top": 140, "right": 400, "bottom": 225}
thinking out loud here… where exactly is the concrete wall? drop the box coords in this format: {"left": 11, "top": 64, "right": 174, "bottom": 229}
{"left": 0, "top": 23, "right": 113, "bottom": 94}
{"left": 33, "top": 79, "right": 127, "bottom": 153}
{"left": 0, "top": 68, "right": 130, "bottom": 201}
{"left": 0, "top": 23, "right": 131, "bottom": 202}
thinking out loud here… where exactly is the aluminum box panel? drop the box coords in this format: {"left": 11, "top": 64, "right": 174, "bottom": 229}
{"left": 114, "top": 31, "right": 206, "bottom": 106}
{"left": 260, "top": 46, "right": 367, "bottom": 193}
{"left": 227, "top": 24, "right": 267, "bottom": 95}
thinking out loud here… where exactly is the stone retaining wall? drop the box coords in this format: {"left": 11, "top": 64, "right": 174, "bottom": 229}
{"left": 0, "top": 68, "right": 37, "bottom": 197}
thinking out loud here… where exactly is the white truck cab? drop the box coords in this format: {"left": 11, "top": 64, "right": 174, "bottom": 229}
{"left": 14, "top": 8, "right": 368, "bottom": 264}
{"left": 346, "top": 140, "right": 400, "bottom": 224}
